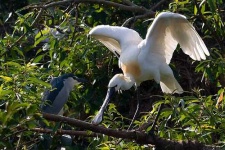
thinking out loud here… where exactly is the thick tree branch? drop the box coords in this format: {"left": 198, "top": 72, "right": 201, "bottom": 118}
{"left": 42, "top": 113, "right": 153, "bottom": 143}
{"left": 41, "top": 113, "right": 221, "bottom": 150}
{"left": 26, "top": 0, "right": 151, "bottom": 14}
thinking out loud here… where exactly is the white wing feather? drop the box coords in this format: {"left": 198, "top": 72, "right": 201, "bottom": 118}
{"left": 144, "top": 12, "right": 209, "bottom": 64}
{"left": 89, "top": 25, "right": 143, "bottom": 56}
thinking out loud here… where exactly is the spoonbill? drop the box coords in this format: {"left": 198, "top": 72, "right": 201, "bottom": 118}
{"left": 89, "top": 12, "right": 210, "bottom": 125}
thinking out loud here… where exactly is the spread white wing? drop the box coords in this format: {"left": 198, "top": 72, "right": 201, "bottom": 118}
{"left": 89, "top": 25, "right": 143, "bottom": 57}
{"left": 143, "top": 12, "right": 209, "bottom": 64}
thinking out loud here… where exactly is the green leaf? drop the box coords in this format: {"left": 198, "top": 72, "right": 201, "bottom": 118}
{"left": 33, "top": 54, "right": 44, "bottom": 63}
{"left": 0, "top": 76, "right": 12, "bottom": 82}
{"left": 34, "top": 35, "right": 48, "bottom": 47}
{"left": 27, "top": 77, "right": 51, "bottom": 88}
{"left": 0, "top": 84, "right": 13, "bottom": 97}
{"left": 201, "top": 3, "right": 205, "bottom": 14}
{"left": 4, "top": 61, "right": 22, "bottom": 68}
{"left": 26, "top": 104, "right": 38, "bottom": 115}
{"left": 207, "top": 0, "right": 216, "bottom": 14}
{"left": 194, "top": 6, "right": 198, "bottom": 15}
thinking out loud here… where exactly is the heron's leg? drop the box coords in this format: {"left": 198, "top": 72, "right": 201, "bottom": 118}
{"left": 127, "top": 86, "right": 140, "bottom": 130}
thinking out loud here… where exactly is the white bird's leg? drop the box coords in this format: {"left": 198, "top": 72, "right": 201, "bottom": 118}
{"left": 148, "top": 103, "right": 163, "bottom": 134}
{"left": 127, "top": 86, "right": 140, "bottom": 130}
{"left": 116, "top": 86, "right": 140, "bottom": 145}
{"left": 92, "top": 87, "right": 116, "bottom": 124}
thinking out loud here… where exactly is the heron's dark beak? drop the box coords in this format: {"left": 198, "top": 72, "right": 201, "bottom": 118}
{"left": 92, "top": 86, "right": 116, "bottom": 124}
{"left": 73, "top": 76, "right": 88, "bottom": 84}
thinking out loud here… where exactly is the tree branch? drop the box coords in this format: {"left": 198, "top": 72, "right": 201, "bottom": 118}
{"left": 122, "top": 12, "right": 156, "bottom": 27}
{"left": 42, "top": 113, "right": 153, "bottom": 143}
{"left": 7, "top": 8, "right": 44, "bottom": 49}
{"left": 26, "top": 0, "right": 151, "bottom": 14}
{"left": 121, "top": 0, "right": 170, "bottom": 27}
{"left": 8, "top": 0, "right": 154, "bottom": 50}
{"left": 41, "top": 113, "right": 221, "bottom": 150}
{"left": 31, "top": 128, "right": 100, "bottom": 137}
{"left": 150, "top": 0, "right": 170, "bottom": 11}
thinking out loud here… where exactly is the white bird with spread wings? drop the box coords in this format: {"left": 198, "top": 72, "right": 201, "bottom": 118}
{"left": 89, "top": 12, "right": 210, "bottom": 124}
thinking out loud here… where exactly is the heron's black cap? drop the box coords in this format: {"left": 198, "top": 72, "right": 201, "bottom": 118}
{"left": 62, "top": 73, "right": 88, "bottom": 83}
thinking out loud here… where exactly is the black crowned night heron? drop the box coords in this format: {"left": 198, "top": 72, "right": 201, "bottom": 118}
{"left": 39, "top": 73, "right": 86, "bottom": 149}
{"left": 41, "top": 73, "right": 86, "bottom": 115}
{"left": 89, "top": 12, "right": 210, "bottom": 125}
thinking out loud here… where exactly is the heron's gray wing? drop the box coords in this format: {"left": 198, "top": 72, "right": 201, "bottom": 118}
{"left": 41, "top": 77, "right": 64, "bottom": 114}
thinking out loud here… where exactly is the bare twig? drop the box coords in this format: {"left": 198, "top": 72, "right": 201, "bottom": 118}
{"left": 31, "top": 8, "right": 44, "bottom": 27}
{"left": 16, "top": 133, "right": 22, "bottom": 150}
{"left": 8, "top": 8, "right": 44, "bottom": 49}
{"left": 150, "top": 0, "right": 170, "bottom": 11}
{"left": 122, "top": 12, "right": 156, "bottom": 27}
{"left": 70, "top": 4, "right": 79, "bottom": 46}
{"left": 122, "top": 0, "right": 169, "bottom": 27}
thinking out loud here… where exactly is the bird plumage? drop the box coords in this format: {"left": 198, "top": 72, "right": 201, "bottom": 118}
{"left": 40, "top": 73, "right": 87, "bottom": 149}
{"left": 41, "top": 73, "right": 83, "bottom": 115}
{"left": 89, "top": 12, "right": 210, "bottom": 124}
{"left": 89, "top": 12, "right": 209, "bottom": 93}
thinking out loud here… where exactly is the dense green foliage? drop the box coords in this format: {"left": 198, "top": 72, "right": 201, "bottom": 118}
{"left": 0, "top": 0, "right": 225, "bottom": 149}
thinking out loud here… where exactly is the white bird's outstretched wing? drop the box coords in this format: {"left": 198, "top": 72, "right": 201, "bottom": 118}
{"left": 144, "top": 12, "right": 210, "bottom": 64}
{"left": 89, "top": 25, "right": 143, "bottom": 57}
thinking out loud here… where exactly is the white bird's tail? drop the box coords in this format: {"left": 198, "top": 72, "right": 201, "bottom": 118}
{"left": 160, "top": 77, "right": 183, "bottom": 94}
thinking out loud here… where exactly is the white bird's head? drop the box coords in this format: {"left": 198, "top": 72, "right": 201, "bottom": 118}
{"left": 108, "top": 74, "right": 134, "bottom": 92}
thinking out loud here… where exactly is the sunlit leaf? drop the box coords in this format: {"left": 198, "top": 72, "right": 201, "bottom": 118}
{"left": 4, "top": 61, "right": 22, "bottom": 68}
{"left": 27, "top": 77, "right": 51, "bottom": 88}
{"left": 33, "top": 54, "right": 44, "bottom": 63}
{"left": 0, "top": 76, "right": 12, "bottom": 82}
